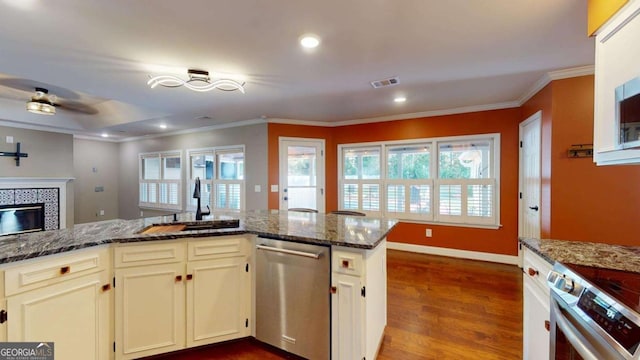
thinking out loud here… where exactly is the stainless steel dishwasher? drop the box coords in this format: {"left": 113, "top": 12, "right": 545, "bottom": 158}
{"left": 256, "top": 237, "right": 330, "bottom": 359}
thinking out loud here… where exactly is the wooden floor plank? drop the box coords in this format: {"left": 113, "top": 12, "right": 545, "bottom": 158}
{"left": 144, "top": 249, "right": 523, "bottom": 359}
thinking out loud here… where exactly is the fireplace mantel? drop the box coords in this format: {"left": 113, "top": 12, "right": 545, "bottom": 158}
{"left": 0, "top": 177, "right": 73, "bottom": 229}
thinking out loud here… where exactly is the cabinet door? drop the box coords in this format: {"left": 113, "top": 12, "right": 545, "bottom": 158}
{"left": 6, "top": 271, "right": 110, "bottom": 360}
{"left": 115, "top": 263, "right": 185, "bottom": 360}
{"left": 0, "top": 298, "right": 6, "bottom": 342}
{"left": 332, "top": 273, "right": 364, "bottom": 360}
{"left": 523, "top": 276, "right": 550, "bottom": 360}
{"left": 186, "top": 257, "right": 250, "bottom": 347}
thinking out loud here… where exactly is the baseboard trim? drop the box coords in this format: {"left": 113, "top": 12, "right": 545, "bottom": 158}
{"left": 387, "top": 242, "right": 519, "bottom": 265}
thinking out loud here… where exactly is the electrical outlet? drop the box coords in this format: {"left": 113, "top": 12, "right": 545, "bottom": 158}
{"left": 99, "top": 210, "right": 105, "bottom": 216}
{"left": 6, "top": 136, "right": 13, "bottom": 144}
{"left": 425, "top": 229, "right": 432, "bottom": 237}
{"left": 140, "top": 211, "right": 144, "bottom": 217}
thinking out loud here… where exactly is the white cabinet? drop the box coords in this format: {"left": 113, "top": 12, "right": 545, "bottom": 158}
{"left": 522, "top": 247, "right": 552, "bottom": 360}
{"left": 331, "top": 239, "right": 386, "bottom": 360}
{"left": 115, "top": 262, "right": 186, "bottom": 359}
{"left": 594, "top": 0, "right": 640, "bottom": 165}
{"left": 186, "top": 236, "right": 251, "bottom": 346}
{"left": 1, "top": 247, "right": 112, "bottom": 360}
{"left": 113, "top": 236, "right": 251, "bottom": 360}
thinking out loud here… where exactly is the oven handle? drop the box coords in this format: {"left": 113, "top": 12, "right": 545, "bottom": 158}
{"left": 551, "top": 298, "right": 607, "bottom": 360}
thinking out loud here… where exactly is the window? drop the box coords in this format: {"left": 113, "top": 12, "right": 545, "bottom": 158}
{"left": 386, "top": 145, "right": 432, "bottom": 220}
{"left": 186, "top": 146, "right": 245, "bottom": 212}
{"left": 139, "top": 151, "right": 182, "bottom": 210}
{"left": 437, "top": 140, "right": 495, "bottom": 225}
{"left": 340, "top": 147, "right": 382, "bottom": 215}
{"left": 338, "top": 134, "right": 499, "bottom": 227}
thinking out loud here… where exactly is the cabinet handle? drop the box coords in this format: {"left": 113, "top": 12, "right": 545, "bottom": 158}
{"left": 544, "top": 320, "right": 550, "bottom": 332}
{"left": 186, "top": 274, "right": 193, "bottom": 281}
{"left": 330, "top": 286, "right": 337, "bottom": 294}
{"left": 175, "top": 275, "right": 183, "bottom": 282}
{"left": 102, "top": 284, "right": 111, "bottom": 292}
{"left": 528, "top": 267, "right": 538, "bottom": 277}
{"left": 60, "top": 266, "right": 70, "bottom": 275}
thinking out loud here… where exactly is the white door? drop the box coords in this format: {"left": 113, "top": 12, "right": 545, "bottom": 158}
{"left": 279, "top": 138, "right": 325, "bottom": 212}
{"left": 115, "top": 263, "right": 186, "bottom": 360}
{"left": 7, "top": 272, "right": 110, "bottom": 360}
{"left": 186, "top": 257, "right": 250, "bottom": 347}
{"left": 519, "top": 111, "right": 542, "bottom": 239}
{"left": 331, "top": 273, "right": 364, "bottom": 360}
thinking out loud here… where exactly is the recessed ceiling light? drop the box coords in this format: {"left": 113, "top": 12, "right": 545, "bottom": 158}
{"left": 300, "top": 34, "right": 320, "bottom": 49}
{"left": 101, "top": 133, "right": 109, "bottom": 138}
{"left": 159, "top": 124, "right": 167, "bottom": 129}
{"left": 394, "top": 96, "right": 407, "bottom": 103}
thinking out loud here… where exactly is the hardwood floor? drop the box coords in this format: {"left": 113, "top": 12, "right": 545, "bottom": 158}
{"left": 143, "top": 249, "right": 523, "bottom": 359}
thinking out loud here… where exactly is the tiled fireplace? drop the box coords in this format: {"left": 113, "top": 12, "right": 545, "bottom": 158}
{"left": 0, "top": 178, "right": 71, "bottom": 236}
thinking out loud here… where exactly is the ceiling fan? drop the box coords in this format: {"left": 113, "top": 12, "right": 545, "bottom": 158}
{"left": 0, "top": 77, "right": 100, "bottom": 116}
{"left": 26, "top": 87, "right": 57, "bottom": 115}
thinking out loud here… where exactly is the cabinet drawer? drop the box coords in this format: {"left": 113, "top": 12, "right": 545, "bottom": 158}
{"left": 523, "top": 248, "right": 553, "bottom": 295}
{"left": 114, "top": 241, "right": 185, "bottom": 268}
{"left": 332, "top": 248, "right": 363, "bottom": 277}
{"left": 187, "top": 236, "right": 249, "bottom": 261}
{"left": 4, "top": 246, "right": 109, "bottom": 297}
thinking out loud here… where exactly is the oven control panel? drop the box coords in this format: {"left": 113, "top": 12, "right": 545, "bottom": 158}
{"left": 578, "top": 289, "right": 640, "bottom": 355}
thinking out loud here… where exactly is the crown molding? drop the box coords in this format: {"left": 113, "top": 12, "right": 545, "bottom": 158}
{"left": 118, "top": 118, "right": 266, "bottom": 142}
{"left": 517, "top": 65, "right": 594, "bottom": 105}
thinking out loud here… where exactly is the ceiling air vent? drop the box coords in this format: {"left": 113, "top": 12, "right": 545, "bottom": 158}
{"left": 370, "top": 76, "right": 400, "bottom": 89}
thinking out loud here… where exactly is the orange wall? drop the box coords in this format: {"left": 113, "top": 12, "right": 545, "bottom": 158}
{"left": 549, "top": 76, "right": 640, "bottom": 246}
{"left": 588, "top": 0, "right": 628, "bottom": 35}
{"left": 268, "top": 109, "right": 522, "bottom": 256}
{"left": 268, "top": 75, "right": 640, "bottom": 255}
{"left": 267, "top": 123, "right": 337, "bottom": 211}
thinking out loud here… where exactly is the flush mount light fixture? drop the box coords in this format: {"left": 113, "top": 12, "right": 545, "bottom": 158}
{"left": 394, "top": 96, "right": 407, "bottom": 103}
{"left": 26, "top": 88, "right": 56, "bottom": 115}
{"left": 147, "top": 69, "right": 245, "bottom": 93}
{"left": 159, "top": 124, "right": 167, "bottom": 129}
{"left": 300, "top": 34, "right": 321, "bottom": 49}
{"left": 101, "top": 133, "right": 109, "bottom": 138}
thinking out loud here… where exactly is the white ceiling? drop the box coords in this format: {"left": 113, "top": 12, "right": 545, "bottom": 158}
{"left": 0, "top": 0, "right": 594, "bottom": 141}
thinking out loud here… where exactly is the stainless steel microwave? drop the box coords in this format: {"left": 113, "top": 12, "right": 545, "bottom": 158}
{"left": 616, "top": 76, "right": 640, "bottom": 149}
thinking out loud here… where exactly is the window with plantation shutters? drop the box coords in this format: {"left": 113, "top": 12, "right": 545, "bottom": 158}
{"left": 139, "top": 151, "right": 182, "bottom": 210}
{"left": 339, "top": 146, "right": 382, "bottom": 215}
{"left": 186, "top": 146, "right": 245, "bottom": 212}
{"left": 338, "top": 134, "right": 499, "bottom": 227}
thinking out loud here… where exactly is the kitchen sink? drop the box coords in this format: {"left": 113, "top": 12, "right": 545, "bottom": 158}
{"left": 180, "top": 220, "right": 240, "bottom": 231}
{"left": 139, "top": 219, "right": 240, "bottom": 234}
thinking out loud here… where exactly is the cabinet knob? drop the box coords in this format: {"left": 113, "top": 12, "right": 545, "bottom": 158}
{"left": 60, "top": 266, "right": 70, "bottom": 275}
{"left": 102, "top": 284, "right": 111, "bottom": 292}
{"left": 175, "top": 275, "right": 183, "bottom": 282}
{"left": 330, "top": 286, "right": 337, "bottom": 294}
{"left": 186, "top": 274, "right": 193, "bottom": 281}
{"left": 544, "top": 320, "right": 550, "bottom": 332}
{"left": 528, "top": 268, "right": 539, "bottom": 277}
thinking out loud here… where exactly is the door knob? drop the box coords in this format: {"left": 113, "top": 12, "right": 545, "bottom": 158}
{"left": 284, "top": 196, "right": 288, "bottom": 201}
{"left": 529, "top": 206, "right": 539, "bottom": 211}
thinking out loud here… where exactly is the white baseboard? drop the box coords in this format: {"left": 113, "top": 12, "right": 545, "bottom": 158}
{"left": 387, "top": 241, "right": 519, "bottom": 265}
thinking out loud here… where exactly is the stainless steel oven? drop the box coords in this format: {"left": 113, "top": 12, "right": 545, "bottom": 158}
{"left": 547, "top": 262, "right": 640, "bottom": 360}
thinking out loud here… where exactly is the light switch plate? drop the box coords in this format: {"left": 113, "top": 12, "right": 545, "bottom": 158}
{"left": 254, "top": 185, "right": 261, "bottom": 192}
{"left": 270, "top": 184, "right": 279, "bottom": 192}
{"left": 6, "top": 136, "right": 13, "bottom": 144}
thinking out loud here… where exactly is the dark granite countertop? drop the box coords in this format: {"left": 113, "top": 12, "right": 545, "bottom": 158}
{"left": 0, "top": 210, "right": 397, "bottom": 265}
{"left": 520, "top": 237, "right": 640, "bottom": 273}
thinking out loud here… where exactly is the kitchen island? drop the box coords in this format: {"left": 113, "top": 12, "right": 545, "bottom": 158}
{"left": 0, "top": 210, "right": 396, "bottom": 360}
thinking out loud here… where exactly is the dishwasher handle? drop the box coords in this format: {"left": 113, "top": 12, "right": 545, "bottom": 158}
{"left": 256, "top": 244, "right": 322, "bottom": 259}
